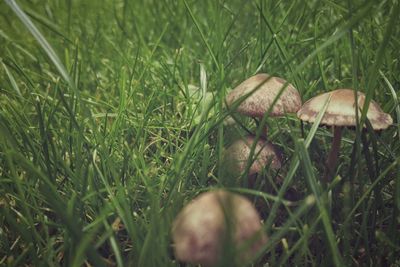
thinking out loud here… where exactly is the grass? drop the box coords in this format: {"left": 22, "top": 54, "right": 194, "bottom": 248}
{"left": 0, "top": 0, "right": 399, "bottom": 266}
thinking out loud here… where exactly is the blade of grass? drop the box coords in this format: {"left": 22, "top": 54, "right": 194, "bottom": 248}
{"left": 264, "top": 93, "right": 332, "bottom": 231}
{"left": 4, "top": 0, "right": 76, "bottom": 90}
{"left": 1, "top": 60, "right": 22, "bottom": 97}
{"left": 381, "top": 70, "right": 400, "bottom": 210}
{"left": 296, "top": 139, "right": 343, "bottom": 266}
{"left": 358, "top": 0, "right": 399, "bottom": 127}
{"left": 254, "top": 195, "right": 316, "bottom": 259}
{"left": 183, "top": 0, "right": 220, "bottom": 71}
{"left": 342, "top": 158, "right": 399, "bottom": 226}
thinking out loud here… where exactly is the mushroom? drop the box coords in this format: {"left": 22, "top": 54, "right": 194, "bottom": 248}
{"left": 297, "top": 89, "right": 393, "bottom": 181}
{"left": 172, "top": 190, "right": 267, "bottom": 266}
{"left": 222, "top": 135, "right": 283, "bottom": 182}
{"left": 225, "top": 73, "right": 302, "bottom": 135}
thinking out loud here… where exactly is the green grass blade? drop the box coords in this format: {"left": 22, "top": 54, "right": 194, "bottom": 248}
{"left": 296, "top": 139, "right": 343, "bottom": 266}
{"left": 4, "top": 0, "right": 76, "bottom": 90}
{"left": 183, "top": 0, "right": 220, "bottom": 70}
{"left": 1, "top": 60, "right": 22, "bottom": 97}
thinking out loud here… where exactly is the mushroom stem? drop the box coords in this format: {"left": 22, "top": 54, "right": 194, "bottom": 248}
{"left": 324, "top": 126, "right": 342, "bottom": 183}
{"left": 254, "top": 118, "right": 268, "bottom": 139}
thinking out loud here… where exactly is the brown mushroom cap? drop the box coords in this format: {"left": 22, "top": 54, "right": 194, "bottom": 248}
{"left": 226, "top": 73, "right": 302, "bottom": 118}
{"left": 172, "top": 190, "right": 267, "bottom": 266}
{"left": 223, "top": 136, "right": 283, "bottom": 176}
{"left": 297, "top": 89, "right": 393, "bottom": 130}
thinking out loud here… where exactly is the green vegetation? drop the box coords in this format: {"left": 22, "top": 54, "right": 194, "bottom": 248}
{"left": 0, "top": 0, "right": 399, "bottom": 266}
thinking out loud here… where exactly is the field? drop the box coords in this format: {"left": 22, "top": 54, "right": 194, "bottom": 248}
{"left": 0, "top": 0, "right": 399, "bottom": 266}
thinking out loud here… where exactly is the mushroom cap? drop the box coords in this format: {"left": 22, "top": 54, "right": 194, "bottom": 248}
{"left": 297, "top": 89, "right": 393, "bottom": 130}
{"left": 172, "top": 190, "right": 267, "bottom": 266}
{"left": 223, "top": 136, "right": 283, "bottom": 176}
{"left": 226, "top": 73, "right": 302, "bottom": 118}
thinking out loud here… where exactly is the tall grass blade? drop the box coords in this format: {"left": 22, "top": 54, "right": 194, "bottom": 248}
{"left": 296, "top": 139, "right": 343, "bottom": 266}
{"left": 4, "top": 0, "right": 76, "bottom": 90}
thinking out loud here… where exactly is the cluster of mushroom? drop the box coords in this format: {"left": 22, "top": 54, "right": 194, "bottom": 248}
{"left": 171, "top": 74, "right": 393, "bottom": 266}
{"left": 171, "top": 74, "right": 303, "bottom": 266}
{"left": 223, "top": 73, "right": 302, "bottom": 184}
{"left": 224, "top": 73, "right": 392, "bottom": 184}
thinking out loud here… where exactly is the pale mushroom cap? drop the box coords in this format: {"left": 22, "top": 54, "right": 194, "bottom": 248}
{"left": 223, "top": 136, "right": 283, "bottom": 176}
{"left": 172, "top": 190, "right": 267, "bottom": 266}
{"left": 297, "top": 89, "right": 393, "bottom": 130}
{"left": 226, "top": 73, "right": 302, "bottom": 118}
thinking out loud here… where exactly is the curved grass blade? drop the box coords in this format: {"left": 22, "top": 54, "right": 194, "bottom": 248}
{"left": 296, "top": 139, "right": 343, "bottom": 266}
{"left": 358, "top": 1, "right": 399, "bottom": 128}
{"left": 1, "top": 60, "right": 22, "bottom": 97}
{"left": 4, "top": 0, "right": 76, "bottom": 90}
{"left": 264, "top": 93, "right": 332, "bottom": 231}
{"left": 183, "top": 0, "right": 220, "bottom": 71}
